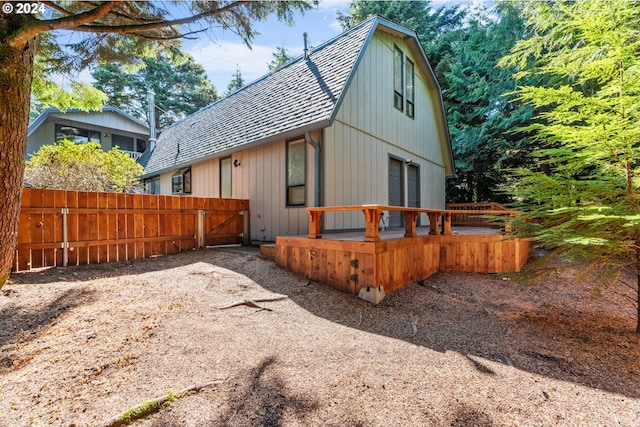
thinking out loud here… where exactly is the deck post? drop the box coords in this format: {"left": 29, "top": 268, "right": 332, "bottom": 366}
{"left": 428, "top": 212, "right": 440, "bottom": 235}
{"left": 362, "top": 207, "right": 381, "bottom": 242}
{"left": 403, "top": 211, "right": 418, "bottom": 237}
{"left": 307, "top": 209, "right": 323, "bottom": 239}
{"left": 443, "top": 212, "right": 452, "bottom": 235}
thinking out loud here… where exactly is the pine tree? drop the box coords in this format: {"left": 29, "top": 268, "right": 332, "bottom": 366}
{"left": 499, "top": 0, "right": 640, "bottom": 332}
{"left": 93, "top": 51, "right": 219, "bottom": 128}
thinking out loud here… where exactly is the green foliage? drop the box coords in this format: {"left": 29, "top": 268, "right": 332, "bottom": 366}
{"left": 92, "top": 51, "right": 219, "bottom": 128}
{"left": 268, "top": 46, "right": 293, "bottom": 71}
{"left": 225, "top": 67, "right": 246, "bottom": 96}
{"left": 499, "top": 0, "right": 640, "bottom": 261}
{"left": 24, "top": 140, "right": 145, "bottom": 193}
{"left": 29, "top": 1, "right": 311, "bottom": 112}
{"left": 441, "top": 2, "right": 535, "bottom": 203}
{"left": 501, "top": 0, "right": 640, "bottom": 332}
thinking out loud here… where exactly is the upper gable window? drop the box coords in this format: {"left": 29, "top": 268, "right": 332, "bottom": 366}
{"left": 394, "top": 46, "right": 404, "bottom": 111}
{"left": 55, "top": 124, "right": 101, "bottom": 144}
{"left": 393, "top": 46, "right": 415, "bottom": 119}
{"left": 405, "top": 58, "right": 415, "bottom": 118}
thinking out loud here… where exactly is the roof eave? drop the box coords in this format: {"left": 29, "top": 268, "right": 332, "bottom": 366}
{"left": 27, "top": 107, "right": 149, "bottom": 138}
{"left": 141, "top": 119, "right": 329, "bottom": 179}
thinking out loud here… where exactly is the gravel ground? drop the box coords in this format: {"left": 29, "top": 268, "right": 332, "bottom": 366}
{"left": 1, "top": 248, "right": 639, "bottom": 426}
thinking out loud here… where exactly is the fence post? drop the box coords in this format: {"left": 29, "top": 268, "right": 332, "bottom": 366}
{"left": 197, "top": 210, "right": 205, "bottom": 248}
{"left": 62, "top": 208, "right": 69, "bottom": 267}
{"left": 241, "top": 210, "right": 249, "bottom": 246}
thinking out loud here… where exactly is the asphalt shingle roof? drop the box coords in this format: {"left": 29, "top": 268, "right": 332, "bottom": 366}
{"left": 143, "top": 17, "right": 376, "bottom": 175}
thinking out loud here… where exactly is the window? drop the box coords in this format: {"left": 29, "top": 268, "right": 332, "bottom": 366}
{"left": 405, "top": 58, "right": 415, "bottom": 118}
{"left": 171, "top": 168, "right": 191, "bottom": 194}
{"left": 220, "top": 157, "right": 232, "bottom": 198}
{"left": 55, "top": 124, "right": 101, "bottom": 144}
{"left": 145, "top": 176, "right": 160, "bottom": 194}
{"left": 112, "top": 134, "right": 134, "bottom": 152}
{"left": 136, "top": 139, "right": 147, "bottom": 153}
{"left": 286, "top": 138, "right": 306, "bottom": 206}
{"left": 393, "top": 47, "right": 416, "bottom": 119}
{"left": 394, "top": 46, "right": 404, "bottom": 111}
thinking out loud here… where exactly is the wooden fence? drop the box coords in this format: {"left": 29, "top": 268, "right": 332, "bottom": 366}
{"left": 14, "top": 188, "right": 249, "bottom": 272}
{"left": 445, "top": 202, "right": 509, "bottom": 227}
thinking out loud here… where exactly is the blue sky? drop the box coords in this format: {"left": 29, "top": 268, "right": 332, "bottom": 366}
{"left": 185, "top": 0, "right": 352, "bottom": 92}
{"left": 182, "top": 0, "right": 468, "bottom": 92}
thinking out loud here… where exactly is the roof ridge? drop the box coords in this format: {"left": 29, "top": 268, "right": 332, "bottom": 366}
{"left": 159, "top": 17, "right": 379, "bottom": 134}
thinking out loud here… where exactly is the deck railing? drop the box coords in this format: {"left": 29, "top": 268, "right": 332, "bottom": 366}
{"left": 306, "top": 205, "right": 517, "bottom": 242}
{"left": 446, "top": 202, "right": 509, "bottom": 227}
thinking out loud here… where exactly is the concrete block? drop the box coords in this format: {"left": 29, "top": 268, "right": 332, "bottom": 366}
{"left": 358, "top": 286, "right": 386, "bottom": 304}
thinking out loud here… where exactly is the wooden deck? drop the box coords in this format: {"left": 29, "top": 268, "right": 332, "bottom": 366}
{"left": 275, "top": 205, "right": 530, "bottom": 303}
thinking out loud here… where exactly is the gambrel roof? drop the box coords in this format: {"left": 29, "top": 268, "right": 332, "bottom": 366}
{"left": 143, "top": 16, "right": 454, "bottom": 177}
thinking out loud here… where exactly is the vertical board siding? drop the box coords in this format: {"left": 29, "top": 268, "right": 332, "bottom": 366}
{"left": 324, "top": 31, "right": 447, "bottom": 232}
{"left": 13, "top": 188, "right": 249, "bottom": 272}
{"left": 163, "top": 132, "right": 316, "bottom": 242}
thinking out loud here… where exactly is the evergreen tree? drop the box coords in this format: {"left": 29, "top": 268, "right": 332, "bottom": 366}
{"left": 225, "top": 67, "right": 246, "bottom": 95}
{"left": 268, "top": 46, "right": 293, "bottom": 71}
{"left": 441, "top": 3, "right": 535, "bottom": 203}
{"left": 92, "top": 51, "right": 219, "bottom": 128}
{"left": 499, "top": 0, "right": 640, "bottom": 331}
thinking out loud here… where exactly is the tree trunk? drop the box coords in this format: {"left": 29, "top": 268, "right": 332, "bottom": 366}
{"left": 0, "top": 16, "right": 35, "bottom": 288}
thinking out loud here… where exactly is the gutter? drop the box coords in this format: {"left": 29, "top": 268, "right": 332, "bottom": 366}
{"left": 305, "top": 131, "right": 322, "bottom": 208}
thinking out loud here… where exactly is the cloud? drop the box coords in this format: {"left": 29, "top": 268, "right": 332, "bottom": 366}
{"left": 187, "top": 40, "right": 275, "bottom": 90}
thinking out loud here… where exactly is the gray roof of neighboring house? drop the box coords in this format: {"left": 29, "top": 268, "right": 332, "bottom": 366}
{"left": 28, "top": 106, "right": 149, "bottom": 138}
{"left": 143, "top": 16, "right": 454, "bottom": 177}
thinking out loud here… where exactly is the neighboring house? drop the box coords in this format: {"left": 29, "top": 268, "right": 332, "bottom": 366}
{"left": 141, "top": 16, "right": 455, "bottom": 242}
{"left": 28, "top": 107, "right": 150, "bottom": 161}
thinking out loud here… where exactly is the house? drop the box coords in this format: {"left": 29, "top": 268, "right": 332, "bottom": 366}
{"left": 141, "top": 16, "right": 455, "bottom": 242}
{"left": 28, "top": 107, "right": 150, "bottom": 160}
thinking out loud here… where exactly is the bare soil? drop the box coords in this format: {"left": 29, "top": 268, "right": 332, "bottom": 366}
{"left": 1, "top": 248, "right": 639, "bottom": 426}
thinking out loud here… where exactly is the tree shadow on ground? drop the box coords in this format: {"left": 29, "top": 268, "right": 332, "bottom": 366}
{"left": 0, "top": 288, "right": 95, "bottom": 372}
{"left": 145, "top": 356, "right": 320, "bottom": 427}
{"left": 209, "top": 250, "right": 640, "bottom": 399}
{"left": 209, "top": 356, "right": 319, "bottom": 427}
{"left": 8, "top": 250, "right": 219, "bottom": 284}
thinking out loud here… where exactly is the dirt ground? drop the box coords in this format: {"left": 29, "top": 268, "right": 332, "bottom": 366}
{"left": 1, "top": 248, "right": 639, "bottom": 426}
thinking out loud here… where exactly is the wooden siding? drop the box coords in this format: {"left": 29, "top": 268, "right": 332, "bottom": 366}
{"left": 14, "top": 188, "right": 248, "bottom": 271}
{"left": 28, "top": 114, "right": 148, "bottom": 156}
{"left": 275, "top": 234, "right": 530, "bottom": 296}
{"left": 159, "top": 131, "right": 320, "bottom": 242}
{"left": 49, "top": 111, "right": 149, "bottom": 134}
{"left": 323, "top": 31, "right": 446, "bottom": 231}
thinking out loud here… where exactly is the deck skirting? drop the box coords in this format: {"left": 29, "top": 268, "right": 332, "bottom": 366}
{"left": 275, "top": 234, "right": 531, "bottom": 298}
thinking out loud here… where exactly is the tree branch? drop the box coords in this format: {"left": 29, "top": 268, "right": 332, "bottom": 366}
{"left": 41, "top": 1, "right": 73, "bottom": 16}
{"left": 69, "top": 1, "right": 249, "bottom": 35}
{"left": 8, "top": 1, "right": 124, "bottom": 48}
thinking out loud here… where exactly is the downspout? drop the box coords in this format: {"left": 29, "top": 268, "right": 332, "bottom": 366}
{"left": 305, "top": 131, "right": 321, "bottom": 208}
{"left": 147, "top": 89, "right": 157, "bottom": 151}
